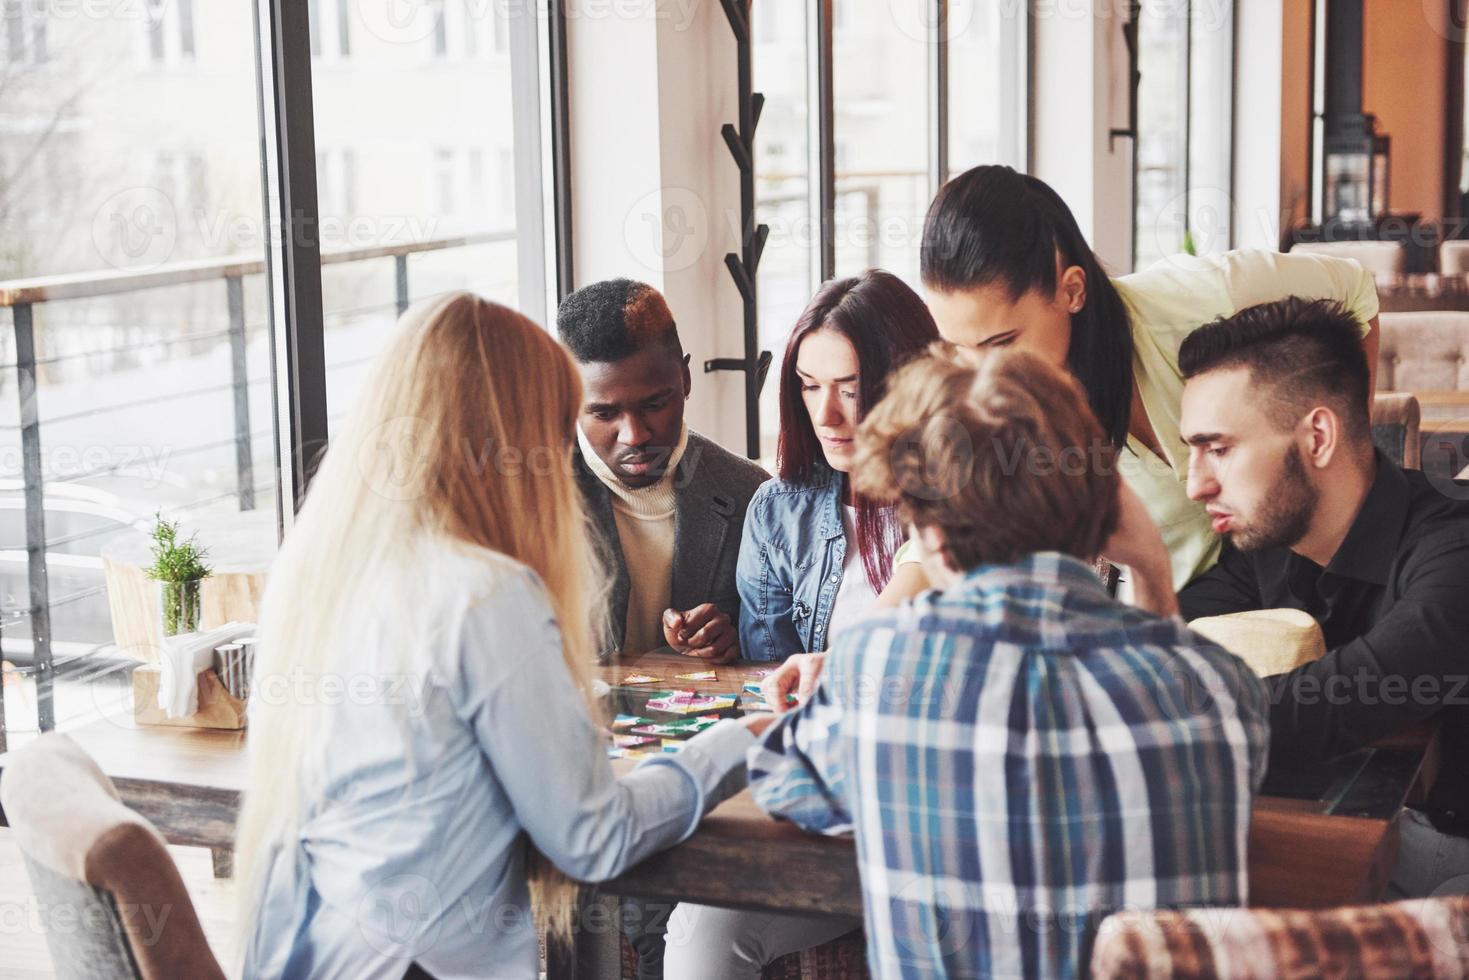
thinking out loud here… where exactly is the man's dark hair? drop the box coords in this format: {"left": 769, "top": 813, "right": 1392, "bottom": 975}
{"left": 1178, "top": 297, "right": 1371, "bottom": 442}
{"left": 555, "top": 278, "right": 683, "bottom": 363}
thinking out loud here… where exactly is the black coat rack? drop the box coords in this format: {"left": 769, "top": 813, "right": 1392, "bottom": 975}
{"left": 704, "top": 0, "right": 773, "bottom": 460}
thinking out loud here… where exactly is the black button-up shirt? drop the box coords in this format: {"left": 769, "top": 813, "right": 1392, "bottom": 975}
{"left": 1179, "top": 454, "right": 1469, "bottom": 823}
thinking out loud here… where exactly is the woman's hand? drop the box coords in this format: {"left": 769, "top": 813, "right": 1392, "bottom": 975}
{"left": 761, "top": 652, "right": 827, "bottom": 712}
{"left": 1100, "top": 482, "right": 1179, "bottom": 618}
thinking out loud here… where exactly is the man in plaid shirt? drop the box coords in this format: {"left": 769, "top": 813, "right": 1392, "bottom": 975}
{"left": 747, "top": 347, "right": 1270, "bottom": 979}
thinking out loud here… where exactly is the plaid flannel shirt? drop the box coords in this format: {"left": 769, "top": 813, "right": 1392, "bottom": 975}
{"left": 748, "top": 552, "right": 1270, "bottom": 980}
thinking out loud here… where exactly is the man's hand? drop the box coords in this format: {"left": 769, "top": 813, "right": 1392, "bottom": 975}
{"left": 1100, "top": 481, "right": 1179, "bottom": 618}
{"left": 761, "top": 652, "right": 827, "bottom": 712}
{"left": 662, "top": 604, "right": 739, "bottom": 664}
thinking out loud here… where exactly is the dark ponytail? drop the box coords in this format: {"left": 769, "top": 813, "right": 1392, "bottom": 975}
{"left": 921, "top": 165, "right": 1135, "bottom": 447}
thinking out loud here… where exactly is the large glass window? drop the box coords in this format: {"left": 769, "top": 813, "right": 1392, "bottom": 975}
{"left": 753, "top": 0, "right": 1027, "bottom": 460}
{"left": 307, "top": 0, "right": 544, "bottom": 426}
{"left": 754, "top": 2, "right": 812, "bottom": 464}
{"left": 0, "top": 0, "right": 552, "bottom": 741}
{"left": 0, "top": 1, "right": 279, "bottom": 734}
{"left": 1133, "top": 0, "right": 1235, "bottom": 268}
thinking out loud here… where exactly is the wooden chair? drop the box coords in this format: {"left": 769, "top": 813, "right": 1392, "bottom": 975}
{"left": 1441, "top": 240, "right": 1469, "bottom": 276}
{"left": 0, "top": 733, "right": 225, "bottom": 980}
{"left": 1371, "top": 391, "right": 1422, "bottom": 470}
{"left": 1091, "top": 896, "right": 1469, "bottom": 979}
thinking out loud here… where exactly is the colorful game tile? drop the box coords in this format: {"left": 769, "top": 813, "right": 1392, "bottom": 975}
{"left": 612, "top": 733, "right": 659, "bottom": 748}
{"left": 607, "top": 746, "right": 658, "bottom": 760}
{"left": 674, "top": 670, "right": 718, "bottom": 681}
{"left": 619, "top": 673, "right": 662, "bottom": 685}
{"left": 646, "top": 690, "right": 738, "bottom": 714}
{"left": 630, "top": 715, "right": 723, "bottom": 738}
{"left": 611, "top": 714, "right": 653, "bottom": 730}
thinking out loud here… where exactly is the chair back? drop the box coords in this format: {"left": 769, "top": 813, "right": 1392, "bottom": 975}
{"left": 1371, "top": 391, "right": 1422, "bottom": 470}
{"left": 1290, "top": 240, "right": 1405, "bottom": 278}
{"left": 0, "top": 733, "right": 225, "bottom": 980}
{"left": 1091, "top": 897, "right": 1469, "bottom": 979}
{"left": 1378, "top": 312, "right": 1469, "bottom": 393}
{"left": 1441, "top": 239, "right": 1469, "bottom": 276}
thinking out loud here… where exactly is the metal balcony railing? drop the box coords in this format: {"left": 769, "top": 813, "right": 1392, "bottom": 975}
{"left": 0, "top": 228, "right": 514, "bottom": 744}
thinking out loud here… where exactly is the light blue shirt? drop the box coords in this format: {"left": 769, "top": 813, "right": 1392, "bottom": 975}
{"left": 244, "top": 561, "right": 753, "bottom": 979}
{"left": 736, "top": 469, "right": 848, "bottom": 661}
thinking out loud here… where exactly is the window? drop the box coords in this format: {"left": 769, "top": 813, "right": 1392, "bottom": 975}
{"left": 0, "top": 0, "right": 280, "bottom": 733}
{"left": 310, "top": 0, "right": 548, "bottom": 424}
{"left": 144, "top": 0, "right": 196, "bottom": 65}
{"left": 434, "top": 0, "right": 449, "bottom": 58}
{"left": 4, "top": 0, "right": 46, "bottom": 64}
{"left": 1133, "top": 0, "right": 1236, "bottom": 268}
{"left": 336, "top": 0, "right": 351, "bottom": 58}
{"left": 752, "top": 0, "right": 1028, "bottom": 458}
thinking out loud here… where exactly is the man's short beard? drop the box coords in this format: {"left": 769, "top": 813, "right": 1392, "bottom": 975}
{"left": 1229, "top": 446, "right": 1317, "bottom": 553}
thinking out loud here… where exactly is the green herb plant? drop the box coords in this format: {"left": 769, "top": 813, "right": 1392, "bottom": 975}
{"left": 145, "top": 514, "right": 212, "bottom": 636}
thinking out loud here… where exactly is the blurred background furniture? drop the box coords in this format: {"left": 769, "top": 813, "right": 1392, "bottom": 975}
{"left": 1378, "top": 312, "right": 1469, "bottom": 391}
{"left": 1377, "top": 313, "right": 1469, "bottom": 478}
{"left": 1090, "top": 896, "right": 1469, "bottom": 979}
{"left": 1370, "top": 392, "right": 1422, "bottom": 470}
{"left": 1442, "top": 240, "right": 1469, "bottom": 276}
{"left": 1290, "top": 240, "right": 1406, "bottom": 278}
{"left": 0, "top": 732, "right": 226, "bottom": 980}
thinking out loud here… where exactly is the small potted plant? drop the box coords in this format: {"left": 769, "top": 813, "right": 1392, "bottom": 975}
{"left": 146, "top": 514, "right": 212, "bottom": 636}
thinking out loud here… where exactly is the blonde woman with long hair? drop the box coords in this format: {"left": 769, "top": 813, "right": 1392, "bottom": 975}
{"left": 235, "top": 294, "right": 755, "bottom": 978}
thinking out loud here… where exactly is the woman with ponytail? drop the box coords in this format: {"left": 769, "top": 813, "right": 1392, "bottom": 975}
{"left": 916, "top": 164, "right": 1380, "bottom": 591}
{"left": 235, "top": 293, "right": 755, "bottom": 978}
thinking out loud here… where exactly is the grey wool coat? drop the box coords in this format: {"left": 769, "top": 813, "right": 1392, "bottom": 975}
{"left": 574, "top": 429, "right": 769, "bottom": 658}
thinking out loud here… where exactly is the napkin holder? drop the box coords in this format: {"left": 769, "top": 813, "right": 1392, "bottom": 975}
{"left": 132, "top": 663, "right": 247, "bottom": 730}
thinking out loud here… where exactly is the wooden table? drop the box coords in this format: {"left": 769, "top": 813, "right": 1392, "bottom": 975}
{"left": 0, "top": 664, "right": 1438, "bottom": 978}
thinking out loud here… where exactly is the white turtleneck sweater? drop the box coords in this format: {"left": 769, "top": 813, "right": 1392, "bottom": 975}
{"left": 577, "top": 422, "right": 689, "bottom": 654}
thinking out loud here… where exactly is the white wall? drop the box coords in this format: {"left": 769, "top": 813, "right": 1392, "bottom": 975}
{"left": 1233, "top": 0, "right": 1287, "bottom": 250}
{"left": 1030, "top": 0, "right": 1136, "bottom": 274}
{"left": 565, "top": 0, "right": 745, "bottom": 451}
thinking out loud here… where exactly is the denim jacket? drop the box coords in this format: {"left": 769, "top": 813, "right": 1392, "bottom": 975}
{"left": 736, "top": 468, "right": 849, "bottom": 662}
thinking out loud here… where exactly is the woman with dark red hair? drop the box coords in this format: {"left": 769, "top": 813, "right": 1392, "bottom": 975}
{"left": 733, "top": 269, "right": 939, "bottom": 662}
{"left": 659, "top": 271, "right": 939, "bottom": 979}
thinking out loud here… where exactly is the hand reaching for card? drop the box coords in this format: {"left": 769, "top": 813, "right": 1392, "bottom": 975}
{"left": 662, "top": 603, "right": 739, "bottom": 664}
{"left": 761, "top": 652, "right": 826, "bottom": 712}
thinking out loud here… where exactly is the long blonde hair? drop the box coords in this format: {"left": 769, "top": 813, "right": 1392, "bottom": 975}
{"left": 234, "top": 293, "right": 604, "bottom": 961}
